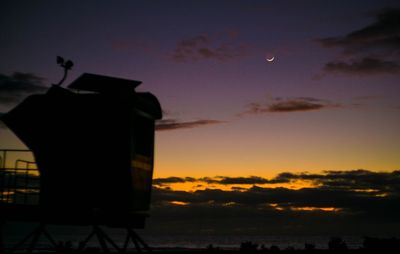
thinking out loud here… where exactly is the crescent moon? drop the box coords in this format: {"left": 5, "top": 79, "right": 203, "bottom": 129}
{"left": 266, "top": 56, "right": 275, "bottom": 62}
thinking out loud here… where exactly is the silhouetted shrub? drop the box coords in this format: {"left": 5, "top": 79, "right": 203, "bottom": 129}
{"left": 304, "top": 242, "right": 315, "bottom": 251}
{"left": 206, "top": 243, "right": 220, "bottom": 253}
{"left": 56, "top": 241, "right": 73, "bottom": 253}
{"left": 269, "top": 245, "right": 281, "bottom": 253}
{"left": 83, "top": 247, "right": 100, "bottom": 253}
{"left": 260, "top": 244, "right": 267, "bottom": 250}
{"left": 328, "top": 237, "right": 348, "bottom": 252}
{"left": 363, "top": 237, "right": 400, "bottom": 253}
{"left": 240, "top": 241, "right": 258, "bottom": 252}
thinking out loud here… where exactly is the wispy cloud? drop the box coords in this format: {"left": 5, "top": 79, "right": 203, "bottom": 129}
{"left": 153, "top": 176, "right": 274, "bottom": 185}
{"left": 324, "top": 57, "right": 400, "bottom": 75}
{"left": 318, "top": 8, "right": 400, "bottom": 54}
{"left": 0, "top": 72, "right": 47, "bottom": 105}
{"left": 204, "top": 176, "right": 272, "bottom": 185}
{"left": 156, "top": 119, "right": 225, "bottom": 131}
{"left": 268, "top": 99, "right": 325, "bottom": 113}
{"left": 318, "top": 8, "right": 400, "bottom": 75}
{"left": 239, "top": 97, "right": 340, "bottom": 116}
{"left": 171, "top": 32, "right": 248, "bottom": 62}
{"left": 153, "top": 177, "right": 197, "bottom": 185}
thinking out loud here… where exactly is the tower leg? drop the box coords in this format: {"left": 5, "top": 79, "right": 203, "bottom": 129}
{"left": 9, "top": 223, "right": 57, "bottom": 253}
{"left": 77, "top": 225, "right": 121, "bottom": 253}
{"left": 77, "top": 227, "right": 97, "bottom": 251}
{"left": 122, "top": 228, "right": 151, "bottom": 253}
{"left": 95, "top": 225, "right": 121, "bottom": 252}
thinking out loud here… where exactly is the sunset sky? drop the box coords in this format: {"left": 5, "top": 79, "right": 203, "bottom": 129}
{"left": 1, "top": 0, "right": 400, "bottom": 235}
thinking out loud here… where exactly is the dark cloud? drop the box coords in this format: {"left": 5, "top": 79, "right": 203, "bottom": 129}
{"left": 152, "top": 170, "right": 400, "bottom": 207}
{"left": 156, "top": 119, "right": 224, "bottom": 131}
{"left": 240, "top": 97, "right": 339, "bottom": 116}
{"left": 231, "top": 186, "right": 246, "bottom": 191}
{"left": 153, "top": 177, "right": 196, "bottom": 185}
{"left": 211, "top": 176, "right": 270, "bottom": 185}
{"left": 172, "top": 33, "right": 248, "bottom": 62}
{"left": 280, "top": 169, "right": 400, "bottom": 194}
{"left": 268, "top": 100, "right": 324, "bottom": 113}
{"left": 324, "top": 57, "right": 400, "bottom": 75}
{"left": 153, "top": 176, "right": 279, "bottom": 185}
{"left": 148, "top": 170, "right": 400, "bottom": 235}
{"left": 0, "top": 72, "right": 47, "bottom": 105}
{"left": 154, "top": 170, "right": 400, "bottom": 194}
{"left": 147, "top": 170, "right": 400, "bottom": 235}
{"left": 318, "top": 8, "right": 400, "bottom": 75}
{"left": 319, "top": 8, "right": 400, "bottom": 54}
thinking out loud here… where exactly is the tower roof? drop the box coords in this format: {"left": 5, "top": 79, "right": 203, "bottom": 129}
{"left": 68, "top": 73, "right": 142, "bottom": 93}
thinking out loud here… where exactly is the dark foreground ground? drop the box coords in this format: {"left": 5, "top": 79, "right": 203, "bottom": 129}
{"left": 3, "top": 237, "right": 400, "bottom": 254}
{"left": 3, "top": 249, "right": 399, "bottom": 254}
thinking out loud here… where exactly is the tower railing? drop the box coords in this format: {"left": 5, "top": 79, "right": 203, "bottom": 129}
{"left": 0, "top": 149, "right": 40, "bottom": 206}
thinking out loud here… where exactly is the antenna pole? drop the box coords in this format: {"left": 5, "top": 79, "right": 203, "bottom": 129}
{"left": 57, "top": 67, "right": 68, "bottom": 86}
{"left": 55, "top": 56, "right": 74, "bottom": 86}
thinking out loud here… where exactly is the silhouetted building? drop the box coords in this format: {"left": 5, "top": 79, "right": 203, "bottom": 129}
{"left": 2, "top": 73, "right": 162, "bottom": 226}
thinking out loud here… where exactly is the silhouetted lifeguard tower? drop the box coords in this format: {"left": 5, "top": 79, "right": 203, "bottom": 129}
{"left": 0, "top": 66, "right": 162, "bottom": 252}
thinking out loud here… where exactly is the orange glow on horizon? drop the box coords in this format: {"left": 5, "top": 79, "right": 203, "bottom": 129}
{"left": 269, "top": 203, "right": 284, "bottom": 211}
{"left": 291, "top": 206, "right": 341, "bottom": 212}
{"left": 169, "top": 201, "right": 190, "bottom": 206}
{"left": 268, "top": 203, "right": 341, "bottom": 212}
{"left": 154, "top": 178, "right": 318, "bottom": 192}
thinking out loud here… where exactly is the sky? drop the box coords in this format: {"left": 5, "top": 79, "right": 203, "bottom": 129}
{"left": 1, "top": 0, "right": 400, "bottom": 236}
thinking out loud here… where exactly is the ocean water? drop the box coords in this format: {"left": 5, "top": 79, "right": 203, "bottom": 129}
{"left": 2, "top": 223, "right": 373, "bottom": 250}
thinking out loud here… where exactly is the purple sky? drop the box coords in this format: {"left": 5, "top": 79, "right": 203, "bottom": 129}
{"left": 1, "top": 0, "right": 399, "bottom": 177}
{"left": 1, "top": 0, "right": 400, "bottom": 236}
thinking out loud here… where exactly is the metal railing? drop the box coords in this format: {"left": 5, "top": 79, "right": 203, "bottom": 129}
{"left": 0, "top": 149, "right": 40, "bottom": 205}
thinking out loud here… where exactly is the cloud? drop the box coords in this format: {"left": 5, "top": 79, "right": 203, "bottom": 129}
{"left": 156, "top": 119, "right": 224, "bottom": 131}
{"left": 317, "top": 8, "right": 400, "bottom": 75}
{"left": 318, "top": 8, "right": 400, "bottom": 55}
{"left": 239, "top": 97, "right": 339, "bottom": 116}
{"left": 208, "top": 176, "right": 271, "bottom": 185}
{"left": 153, "top": 177, "right": 196, "bottom": 185}
{"left": 323, "top": 57, "right": 400, "bottom": 75}
{"left": 152, "top": 170, "right": 400, "bottom": 207}
{"left": 153, "top": 170, "right": 400, "bottom": 195}
{"left": 268, "top": 100, "right": 324, "bottom": 113}
{"left": 0, "top": 72, "right": 47, "bottom": 105}
{"left": 172, "top": 32, "right": 248, "bottom": 62}
{"left": 153, "top": 176, "right": 280, "bottom": 185}
{"left": 148, "top": 170, "right": 400, "bottom": 235}
{"left": 273, "top": 169, "right": 400, "bottom": 195}
{"left": 154, "top": 170, "right": 400, "bottom": 209}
